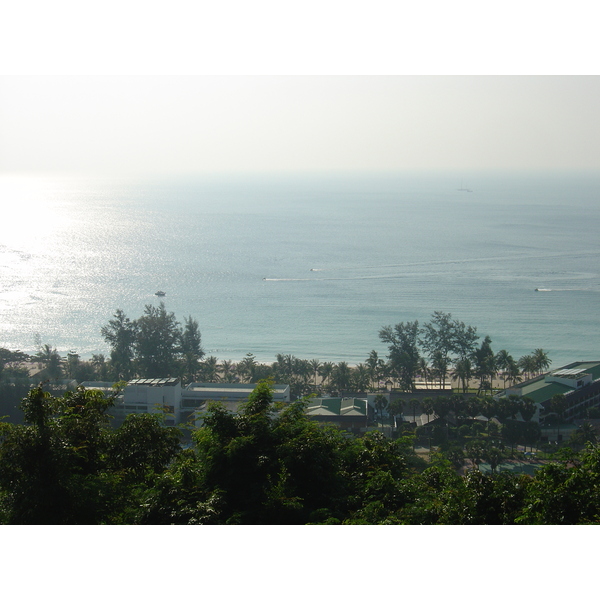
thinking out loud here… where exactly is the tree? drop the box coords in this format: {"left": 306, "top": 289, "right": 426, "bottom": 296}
{"left": 548, "top": 393, "right": 568, "bottom": 443}
{"left": 453, "top": 358, "right": 472, "bottom": 394}
{"left": 101, "top": 309, "right": 136, "bottom": 380}
{"left": 35, "top": 344, "right": 63, "bottom": 380}
{"left": 308, "top": 359, "right": 321, "bottom": 389}
{"left": 465, "top": 439, "right": 485, "bottom": 470}
{"left": 408, "top": 398, "right": 420, "bottom": 423}
{"left": 569, "top": 422, "right": 598, "bottom": 450}
{"left": 453, "top": 319, "right": 479, "bottom": 363}
{"left": 201, "top": 356, "right": 221, "bottom": 382}
{"left": 238, "top": 353, "right": 258, "bottom": 383}
{"left": 505, "top": 355, "right": 522, "bottom": 388}
{"left": 366, "top": 350, "right": 385, "bottom": 391}
{"left": 473, "top": 336, "right": 495, "bottom": 394}
{"left": 154, "top": 380, "right": 347, "bottom": 524}
{"left": 180, "top": 316, "right": 204, "bottom": 381}
{"left": 483, "top": 443, "right": 507, "bottom": 474}
{"left": 421, "top": 311, "right": 456, "bottom": 390}
{"left": 374, "top": 394, "right": 389, "bottom": 422}
{"left": 91, "top": 354, "right": 109, "bottom": 380}
{"left": 318, "top": 362, "right": 334, "bottom": 390}
{"left": 0, "top": 385, "right": 181, "bottom": 524}
{"left": 517, "top": 445, "right": 600, "bottom": 524}
{"left": 0, "top": 348, "right": 29, "bottom": 378}
{"left": 388, "top": 398, "right": 404, "bottom": 428}
{"left": 351, "top": 363, "right": 370, "bottom": 393}
{"left": 379, "top": 321, "right": 420, "bottom": 392}
{"left": 220, "top": 359, "right": 236, "bottom": 383}
{"left": 495, "top": 350, "right": 512, "bottom": 388}
{"left": 532, "top": 348, "right": 551, "bottom": 375}
{"left": 134, "top": 302, "right": 182, "bottom": 378}
{"left": 517, "top": 354, "right": 536, "bottom": 381}
{"left": 331, "top": 362, "right": 352, "bottom": 393}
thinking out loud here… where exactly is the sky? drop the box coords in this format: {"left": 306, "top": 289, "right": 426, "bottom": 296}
{"left": 1, "top": 75, "right": 599, "bottom": 178}
{"left": 1, "top": 2, "right": 599, "bottom": 179}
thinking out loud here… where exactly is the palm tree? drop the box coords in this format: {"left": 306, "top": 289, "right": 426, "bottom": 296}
{"left": 422, "top": 397, "right": 434, "bottom": 424}
{"left": 201, "top": 355, "right": 221, "bottom": 383}
{"left": 518, "top": 354, "right": 536, "bottom": 381}
{"left": 453, "top": 358, "right": 472, "bottom": 394}
{"left": 220, "top": 359, "right": 236, "bottom": 383}
{"left": 532, "top": 348, "right": 551, "bottom": 375}
{"left": 352, "top": 363, "right": 370, "bottom": 393}
{"left": 505, "top": 356, "right": 522, "bottom": 388}
{"left": 331, "top": 362, "right": 352, "bottom": 394}
{"left": 374, "top": 394, "right": 389, "bottom": 422}
{"left": 495, "top": 349, "right": 511, "bottom": 388}
{"left": 408, "top": 398, "right": 420, "bottom": 423}
{"left": 309, "top": 359, "right": 321, "bottom": 389}
{"left": 35, "top": 344, "right": 63, "bottom": 379}
{"left": 365, "top": 350, "right": 380, "bottom": 391}
{"left": 418, "top": 357, "right": 431, "bottom": 389}
{"left": 319, "top": 362, "right": 334, "bottom": 390}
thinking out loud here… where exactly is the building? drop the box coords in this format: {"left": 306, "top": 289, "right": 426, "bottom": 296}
{"left": 119, "top": 378, "right": 182, "bottom": 425}
{"left": 181, "top": 382, "right": 290, "bottom": 426}
{"left": 305, "top": 396, "right": 370, "bottom": 433}
{"left": 495, "top": 361, "right": 600, "bottom": 425}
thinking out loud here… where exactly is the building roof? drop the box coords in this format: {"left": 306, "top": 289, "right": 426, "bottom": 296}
{"left": 186, "top": 382, "right": 289, "bottom": 392}
{"left": 500, "top": 361, "right": 600, "bottom": 405}
{"left": 306, "top": 397, "right": 367, "bottom": 417}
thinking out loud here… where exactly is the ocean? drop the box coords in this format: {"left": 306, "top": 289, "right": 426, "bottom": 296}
{"left": 1, "top": 171, "right": 599, "bottom": 369}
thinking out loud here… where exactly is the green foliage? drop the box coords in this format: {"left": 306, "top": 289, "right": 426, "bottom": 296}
{"left": 102, "top": 304, "right": 205, "bottom": 381}
{"left": 0, "top": 385, "right": 181, "bottom": 524}
{"left": 3, "top": 377, "right": 600, "bottom": 524}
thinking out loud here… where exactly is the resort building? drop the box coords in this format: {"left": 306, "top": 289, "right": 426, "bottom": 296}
{"left": 306, "top": 396, "right": 371, "bottom": 433}
{"left": 76, "top": 379, "right": 292, "bottom": 426}
{"left": 495, "top": 361, "right": 600, "bottom": 425}
{"left": 180, "top": 382, "right": 290, "bottom": 426}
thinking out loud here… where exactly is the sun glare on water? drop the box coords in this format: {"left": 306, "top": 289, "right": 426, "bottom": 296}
{"left": 0, "top": 174, "right": 76, "bottom": 253}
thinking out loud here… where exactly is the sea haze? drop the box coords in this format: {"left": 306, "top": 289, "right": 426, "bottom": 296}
{"left": 1, "top": 171, "right": 599, "bottom": 368}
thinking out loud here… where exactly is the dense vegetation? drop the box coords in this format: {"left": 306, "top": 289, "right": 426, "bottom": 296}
{"left": 2, "top": 309, "right": 598, "bottom": 524}
{"left": 1, "top": 380, "right": 600, "bottom": 525}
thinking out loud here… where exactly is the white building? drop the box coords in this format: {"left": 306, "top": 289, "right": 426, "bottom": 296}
{"left": 120, "top": 378, "right": 182, "bottom": 425}
{"left": 82, "top": 379, "right": 291, "bottom": 426}
{"left": 181, "top": 382, "right": 291, "bottom": 426}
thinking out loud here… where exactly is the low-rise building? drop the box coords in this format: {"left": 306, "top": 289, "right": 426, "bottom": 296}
{"left": 495, "top": 361, "right": 600, "bottom": 425}
{"left": 181, "top": 382, "right": 290, "bottom": 426}
{"left": 306, "top": 396, "right": 370, "bottom": 433}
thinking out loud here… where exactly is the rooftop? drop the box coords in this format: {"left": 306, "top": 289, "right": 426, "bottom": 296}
{"left": 500, "top": 361, "right": 600, "bottom": 405}
{"left": 128, "top": 378, "right": 180, "bottom": 387}
{"left": 307, "top": 397, "right": 367, "bottom": 417}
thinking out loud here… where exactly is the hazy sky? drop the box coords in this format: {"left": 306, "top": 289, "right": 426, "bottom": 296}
{"left": 1, "top": 75, "right": 599, "bottom": 178}
{"left": 1, "top": 3, "right": 598, "bottom": 179}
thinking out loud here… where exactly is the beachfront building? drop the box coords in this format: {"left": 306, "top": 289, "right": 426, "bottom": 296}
{"left": 495, "top": 361, "right": 600, "bottom": 426}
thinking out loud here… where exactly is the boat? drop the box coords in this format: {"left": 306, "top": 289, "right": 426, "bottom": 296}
{"left": 457, "top": 180, "right": 473, "bottom": 192}
{"left": 155, "top": 291, "right": 166, "bottom": 297}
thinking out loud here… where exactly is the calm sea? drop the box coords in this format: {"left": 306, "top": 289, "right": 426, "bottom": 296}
{"left": 1, "top": 171, "right": 599, "bottom": 369}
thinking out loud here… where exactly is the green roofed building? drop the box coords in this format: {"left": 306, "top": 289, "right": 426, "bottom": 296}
{"left": 306, "top": 396, "right": 371, "bottom": 433}
{"left": 495, "top": 361, "right": 600, "bottom": 425}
